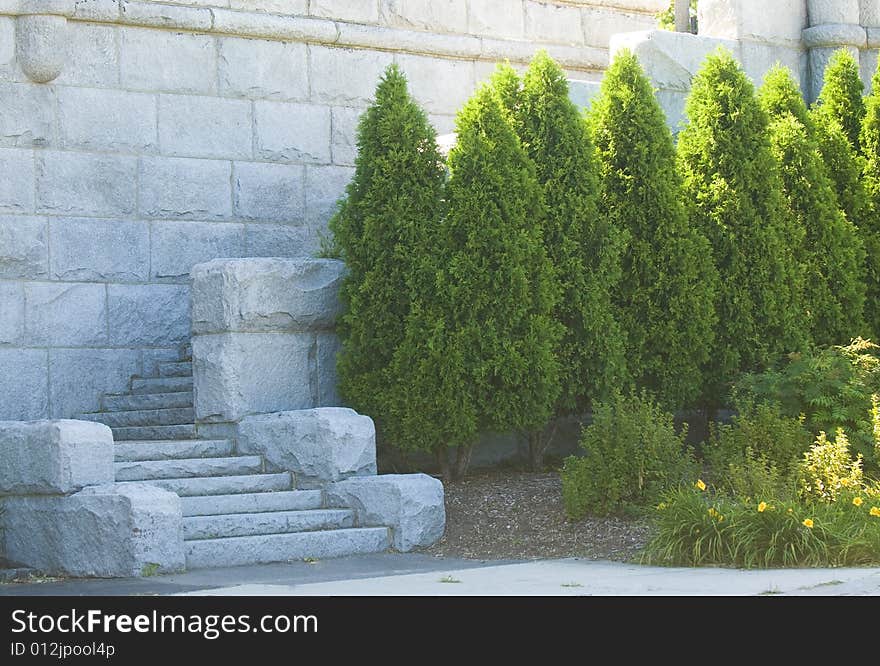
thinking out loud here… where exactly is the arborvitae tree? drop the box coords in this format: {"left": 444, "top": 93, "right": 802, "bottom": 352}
{"left": 677, "top": 49, "right": 808, "bottom": 406}
{"left": 759, "top": 65, "right": 866, "bottom": 345}
{"left": 387, "top": 83, "right": 562, "bottom": 480}
{"left": 328, "top": 64, "right": 445, "bottom": 431}
{"left": 589, "top": 49, "right": 717, "bottom": 410}
{"left": 492, "top": 52, "right": 627, "bottom": 468}
{"left": 813, "top": 49, "right": 866, "bottom": 151}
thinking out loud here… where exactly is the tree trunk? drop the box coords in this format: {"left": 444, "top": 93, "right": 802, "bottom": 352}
{"left": 674, "top": 0, "right": 690, "bottom": 33}
{"left": 453, "top": 444, "right": 473, "bottom": 481}
{"left": 528, "top": 431, "right": 543, "bottom": 472}
{"left": 435, "top": 448, "right": 452, "bottom": 483}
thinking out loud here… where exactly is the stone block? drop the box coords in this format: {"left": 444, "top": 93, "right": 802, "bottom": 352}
{"left": 218, "top": 37, "right": 308, "bottom": 101}
{"left": 237, "top": 408, "right": 376, "bottom": 489}
{"left": 0, "top": 82, "right": 54, "bottom": 147}
{"left": 309, "top": 45, "right": 390, "bottom": 105}
{"left": 380, "top": 0, "right": 468, "bottom": 33}
{"left": 139, "top": 156, "right": 232, "bottom": 220}
{"left": 809, "top": 45, "right": 861, "bottom": 101}
{"left": 233, "top": 161, "right": 306, "bottom": 222}
{"left": 159, "top": 95, "right": 252, "bottom": 159}
{"left": 331, "top": 106, "right": 363, "bottom": 166}
{"left": 50, "top": 218, "right": 149, "bottom": 282}
{"left": 525, "top": 1, "right": 584, "bottom": 44}
{"left": 25, "top": 283, "right": 107, "bottom": 346}
{"left": 2, "top": 483, "right": 185, "bottom": 577}
{"left": 0, "top": 17, "right": 15, "bottom": 76}
{"left": 0, "top": 215, "right": 47, "bottom": 278}
{"left": 864, "top": 1, "right": 880, "bottom": 28}
{"left": 396, "top": 54, "right": 476, "bottom": 115}
{"left": 191, "top": 257, "right": 345, "bottom": 334}
{"left": 326, "top": 474, "right": 445, "bottom": 551}
{"left": 36, "top": 151, "right": 136, "bottom": 217}
{"left": 108, "top": 284, "right": 190, "bottom": 346}
{"left": 0, "top": 283, "right": 23, "bottom": 345}
{"left": 582, "top": 7, "right": 657, "bottom": 49}
{"left": 0, "top": 349, "right": 48, "bottom": 420}
{"left": 71, "top": 0, "right": 121, "bottom": 21}
{"left": 59, "top": 87, "right": 156, "bottom": 152}
{"left": 56, "top": 23, "right": 119, "bottom": 87}
{"left": 657, "top": 89, "right": 689, "bottom": 132}
{"left": 142, "top": 348, "right": 179, "bottom": 376}
{"left": 317, "top": 331, "right": 341, "bottom": 405}
{"left": 806, "top": 0, "right": 860, "bottom": 27}
{"left": 568, "top": 79, "right": 601, "bottom": 110}
{"left": 469, "top": 0, "right": 524, "bottom": 39}
{"left": 306, "top": 164, "right": 354, "bottom": 226}
{"left": 244, "top": 222, "right": 314, "bottom": 258}
{"left": 803, "top": 24, "right": 867, "bottom": 48}
{"left": 254, "top": 100, "right": 331, "bottom": 163}
{"left": 741, "top": 41, "right": 804, "bottom": 88}
{"left": 862, "top": 49, "right": 879, "bottom": 92}
{"left": 311, "top": 0, "right": 379, "bottom": 23}
{"left": 150, "top": 221, "right": 245, "bottom": 281}
{"left": 48, "top": 348, "right": 142, "bottom": 418}
{"left": 0, "top": 149, "right": 33, "bottom": 213}
{"left": 0, "top": 419, "right": 113, "bottom": 495}
{"left": 699, "top": 0, "right": 807, "bottom": 44}
{"left": 229, "top": 0, "right": 308, "bottom": 12}
{"left": 120, "top": 27, "right": 216, "bottom": 94}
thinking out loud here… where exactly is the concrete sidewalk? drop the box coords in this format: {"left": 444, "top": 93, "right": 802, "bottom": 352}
{"left": 2, "top": 554, "right": 878, "bottom": 596}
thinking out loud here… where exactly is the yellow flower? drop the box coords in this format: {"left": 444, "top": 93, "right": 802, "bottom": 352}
{"left": 803, "top": 518, "right": 814, "bottom": 529}
{"left": 853, "top": 497, "right": 864, "bottom": 507}
{"left": 758, "top": 502, "right": 768, "bottom": 513}
{"left": 841, "top": 478, "right": 850, "bottom": 487}
{"left": 870, "top": 507, "right": 880, "bottom": 517}
{"left": 657, "top": 502, "right": 667, "bottom": 510}
{"left": 717, "top": 515, "right": 724, "bottom": 523}
{"left": 695, "top": 479, "right": 707, "bottom": 491}
{"left": 787, "top": 508, "right": 793, "bottom": 513}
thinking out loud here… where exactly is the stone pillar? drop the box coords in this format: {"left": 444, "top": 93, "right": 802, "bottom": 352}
{"left": 804, "top": 0, "right": 866, "bottom": 101}
{"left": 862, "top": 0, "right": 880, "bottom": 90}
{"left": 190, "top": 258, "right": 345, "bottom": 431}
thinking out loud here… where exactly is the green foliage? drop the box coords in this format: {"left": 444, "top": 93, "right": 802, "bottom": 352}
{"left": 677, "top": 49, "right": 808, "bottom": 405}
{"left": 734, "top": 338, "right": 880, "bottom": 466}
{"left": 859, "top": 62, "right": 880, "bottom": 337}
{"left": 329, "top": 64, "right": 445, "bottom": 427}
{"left": 814, "top": 49, "right": 866, "bottom": 151}
{"left": 759, "top": 66, "right": 867, "bottom": 345}
{"left": 590, "top": 49, "right": 717, "bottom": 409}
{"left": 797, "top": 429, "right": 865, "bottom": 502}
{"left": 386, "top": 81, "right": 562, "bottom": 456}
{"left": 505, "top": 51, "right": 627, "bottom": 414}
{"left": 561, "top": 391, "right": 696, "bottom": 518}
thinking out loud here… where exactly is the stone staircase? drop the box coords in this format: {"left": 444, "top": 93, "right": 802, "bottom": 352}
{"left": 76, "top": 344, "right": 390, "bottom": 569}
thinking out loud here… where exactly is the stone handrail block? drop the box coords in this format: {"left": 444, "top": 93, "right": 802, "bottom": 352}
{"left": 802, "top": 23, "right": 868, "bottom": 48}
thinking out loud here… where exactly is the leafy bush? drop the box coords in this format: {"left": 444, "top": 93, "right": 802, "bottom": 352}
{"left": 561, "top": 391, "right": 696, "bottom": 518}
{"left": 590, "top": 49, "right": 717, "bottom": 409}
{"left": 797, "top": 429, "right": 865, "bottom": 503}
{"left": 677, "top": 49, "right": 808, "bottom": 405}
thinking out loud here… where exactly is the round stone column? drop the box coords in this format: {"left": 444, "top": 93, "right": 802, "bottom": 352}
{"left": 804, "top": 0, "right": 866, "bottom": 101}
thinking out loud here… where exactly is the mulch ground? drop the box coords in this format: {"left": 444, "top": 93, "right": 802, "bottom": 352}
{"left": 424, "top": 471, "right": 652, "bottom": 562}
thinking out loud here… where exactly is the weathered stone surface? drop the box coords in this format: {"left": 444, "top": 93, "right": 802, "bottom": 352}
{"left": 807, "top": 0, "right": 860, "bottom": 27}
{"left": 151, "top": 221, "right": 245, "bottom": 281}
{"left": 16, "top": 14, "right": 67, "bottom": 83}
{"left": 0, "top": 83, "right": 54, "bottom": 147}
{"left": 741, "top": 41, "right": 805, "bottom": 88}
{"left": 0, "top": 215, "right": 47, "bottom": 278}
{"left": 59, "top": 87, "right": 156, "bottom": 152}
{"left": 108, "top": 284, "right": 190, "bottom": 346}
{"left": 48, "top": 348, "right": 141, "bottom": 418}
{"left": 305, "top": 164, "right": 354, "bottom": 226}
{"left": 237, "top": 408, "right": 376, "bottom": 489}
{"left": 396, "top": 54, "right": 476, "bottom": 115}
{"left": 311, "top": 0, "right": 379, "bottom": 23}
{"left": 309, "top": 45, "right": 390, "bottom": 105}
{"left": 139, "top": 156, "right": 232, "bottom": 220}
{"left": 802, "top": 24, "right": 867, "bottom": 48}
{"left": 191, "top": 257, "right": 345, "bottom": 334}
{"left": 244, "top": 223, "right": 314, "bottom": 258}
{"left": 0, "top": 349, "right": 48, "bottom": 420}
{"left": 2, "top": 483, "right": 185, "bottom": 577}
{"left": 255, "top": 100, "right": 331, "bottom": 163}
{"left": 50, "top": 218, "right": 149, "bottom": 282}
{"left": 229, "top": 0, "right": 308, "bottom": 12}
{"left": 120, "top": 27, "right": 216, "bottom": 94}
{"left": 330, "top": 106, "right": 362, "bottom": 166}
{"left": 699, "top": 0, "right": 807, "bottom": 44}
{"left": 0, "top": 150, "right": 34, "bottom": 213}
{"left": 568, "top": 79, "right": 601, "bottom": 109}
{"left": 0, "top": 283, "right": 23, "bottom": 345}
{"left": 71, "top": 0, "right": 121, "bottom": 21}
{"left": 0, "top": 17, "right": 15, "bottom": 74}
{"left": 25, "top": 283, "right": 107, "bottom": 346}
{"left": 381, "top": 0, "right": 468, "bottom": 33}
{"left": 862, "top": 48, "right": 879, "bottom": 91}
{"left": 159, "top": 95, "right": 252, "bottom": 159}
{"left": 469, "top": 0, "right": 524, "bottom": 38}
{"left": 219, "top": 37, "right": 308, "bottom": 101}
{"left": 326, "top": 474, "right": 445, "bottom": 551}
{"left": 582, "top": 7, "right": 656, "bottom": 49}
{"left": 234, "top": 161, "right": 306, "bottom": 221}
{"left": 36, "top": 151, "right": 136, "bottom": 217}
{"left": 864, "top": 0, "right": 880, "bottom": 28}
{"left": 56, "top": 22, "right": 118, "bottom": 87}
{"left": 810, "top": 46, "right": 861, "bottom": 101}
{"left": 317, "top": 332, "right": 341, "bottom": 406}
{"left": 525, "top": 1, "right": 583, "bottom": 44}
{"left": 0, "top": 419, "right": 113, "bottom": 495}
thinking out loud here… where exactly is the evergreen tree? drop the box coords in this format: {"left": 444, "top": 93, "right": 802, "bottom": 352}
{"left": 328, "top": 64, "right": 445, "bottom": 430}
{"left": 861, "top": 62, "right": 880, "bottom": 338}
{"left": 759, "top": 65, "right": 866, "bottom": 345}
{"left": 387, "top": 83, "right": 562, "bottom": 479}
{"left": 813, "top": 49, "right": 866, "bottom": 151}
{"left": 589, "top": 49, "right": 716, "bottom": 409}
{"left": 677, "top": 49, "right": 808, "bottom": 405}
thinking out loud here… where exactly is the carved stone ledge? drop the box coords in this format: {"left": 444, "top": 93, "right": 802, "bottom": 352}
{"left": 16, "top": 13, "right": 67, "bottom": 83}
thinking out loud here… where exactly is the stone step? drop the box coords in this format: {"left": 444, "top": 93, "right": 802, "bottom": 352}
{"left": 158, "top": 361, "right": 192, "bottom": 377}
{"left": 78, "top": 407, "right": 194, "bottom": 428}
{"left": 102, "top": 391, "right": 194, "bottom": 412}
{"left": 129, "top": 376, "right": 193, "bottom": 394}
{"left": 139, "top": 472, "right": 293, "bottom": 497}
{"left": 181, "top": 490, "right": 324, "bottom": 517}
{"left": 114, "top": 455, "right": 263, "bottom": 482}
{"left": 112, "top": 424, "right": 196, "bottom": 441}
{"left": 185, "top": 527, "right": 390, "bottom": 568}
{"left": 183, "top": 509, "right": 355, "bottom": 540}
{"left": 115, "top": 439, "right": 233, "bottom": 462}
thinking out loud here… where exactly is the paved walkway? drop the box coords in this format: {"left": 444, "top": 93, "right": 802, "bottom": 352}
{"left": 1, "top": 554, "right": 878, "bottom": 596}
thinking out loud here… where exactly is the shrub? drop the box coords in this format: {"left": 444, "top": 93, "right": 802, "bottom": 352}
{"left": 329, "top": 64, "right": 445, "bottom": 429}
{"left": 813, "top": 49, "right": 866, "bottom": 152}
{"left": 561, "top": 391, "right": 696, "bottom": 518}
{"left": 797, "top": 429, "right": 865, "bottom": 503}
{"left": 759, "top": 66, "right": 867, "bottom": 345}
{"left": 387, "top": 81, "right": 562, "bottom": 479}
{"left": 590, "top": 49, "right": 716, "bottom": 409}
{"left": 677, "top": 49, "right": 808, "bottom": 405}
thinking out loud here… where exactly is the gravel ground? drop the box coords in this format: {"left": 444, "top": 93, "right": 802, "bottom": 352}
{"left": 425, "top": 471, "right": 652, "bottom": 561}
